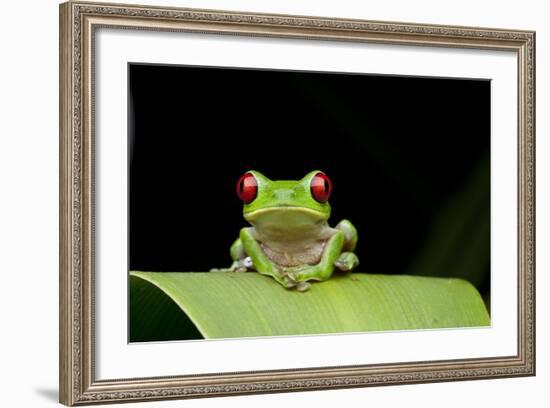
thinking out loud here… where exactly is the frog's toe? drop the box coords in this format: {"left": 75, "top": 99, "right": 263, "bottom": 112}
{"left": 334, "top": 252, "right": 359, "bottom": 271}
{"left": 228, "top": 258, "right": 255, "bottom": 272}
{"left": 284, "top": 279, "right": 297, "bottom": 289}
{"left": 273, "top": 274, "right": 296, "bottom": 289}
{"left": 242, "top": 256, "right": 254, "bottom": 269}
{"left": 210, "top": 267, "right": 239, "bottom": 273}
{"left": 285, "top": 270, "right": 298, "bottom": 281}
{"left": 295, "top": 281, "right": 311, "bottom": 292}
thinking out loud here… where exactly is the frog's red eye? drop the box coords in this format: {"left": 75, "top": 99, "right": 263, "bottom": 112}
{"left": 310, "top": 172, "right": 332, "bottom": 203}
{"left": 236, "top": 172, "right": 258, "bottom": 204}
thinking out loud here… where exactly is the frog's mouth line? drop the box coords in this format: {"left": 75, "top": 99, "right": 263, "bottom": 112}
{"left": 244, "top": 206, "right": 327, "bottom": 222}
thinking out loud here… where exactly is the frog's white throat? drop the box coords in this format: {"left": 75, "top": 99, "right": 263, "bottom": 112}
{"left": 244, "top": 206, "right": 329, "bottom": 241}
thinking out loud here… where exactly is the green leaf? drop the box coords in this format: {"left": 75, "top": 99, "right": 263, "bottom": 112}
{"left": 130, "top": 274, "right": 202, "bottom": 342}
{"left": 130, "top": 271, "right": 489, "bottom": 342}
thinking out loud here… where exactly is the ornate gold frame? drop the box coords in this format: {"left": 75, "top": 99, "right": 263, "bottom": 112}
{"left": 59, "top": 1, "right": 536, "bottom": 405}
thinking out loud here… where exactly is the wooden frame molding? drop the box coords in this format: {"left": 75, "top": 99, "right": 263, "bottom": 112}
{"left": 59, "top": 1, "right": 535, "bottom": 405}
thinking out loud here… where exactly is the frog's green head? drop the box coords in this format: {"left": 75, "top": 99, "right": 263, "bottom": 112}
{"left": 236, "top": 170, "right": 332, "bottom": 232}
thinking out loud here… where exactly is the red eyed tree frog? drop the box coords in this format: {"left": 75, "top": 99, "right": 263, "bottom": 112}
{"left": 212, "top": 171, "right": 359, "bottom": 291}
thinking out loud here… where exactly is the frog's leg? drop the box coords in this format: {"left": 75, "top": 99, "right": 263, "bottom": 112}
{"left": 335, "top": 219, "right": 358, "bottom": 251}
{"left": 210, "top": 238, "right": 252, "bottom": 272}
{"left": 334, "top": 252, "right": 359, "bottom": 271}
{"left": 334, "top": 220, "right": 359, "bottom": 272}
{"left": 230, "top": 238, "right": 245, "bottom": 261}
{"left": 287, "top": 230, "right": 345, "bottom": 285}
{"left": 239, "top": 227, "right": 295, "bottom": 288}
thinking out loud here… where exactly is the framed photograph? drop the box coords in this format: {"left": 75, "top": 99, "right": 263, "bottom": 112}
{"left": 59, "top": 1, "right": 536, "bottom": 405}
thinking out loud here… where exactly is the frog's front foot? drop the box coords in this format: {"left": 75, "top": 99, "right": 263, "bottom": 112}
{"left": 334, "top": 252, "right": 359, "bottom": 272}
{"left": 273, "top": 267, "right": 307, "bottom": 291}
{"left": 281, "top": 272, "right": 311, "bottom": 292}
{"left": 295, "top": 281, "right": 311, "bottom": 292}
{"left": 210, "top": 257, "right": 254, "bottom": 273}
{"left": 283, "top": 268, "right": 299, "bottom": 282}
{"left": 284, "top": 266, "right": 322, "bottom": 290}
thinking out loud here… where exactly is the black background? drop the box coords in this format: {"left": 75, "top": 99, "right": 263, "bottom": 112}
{"left": 129, "top": 63, "right": 490, "bottom": 299}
